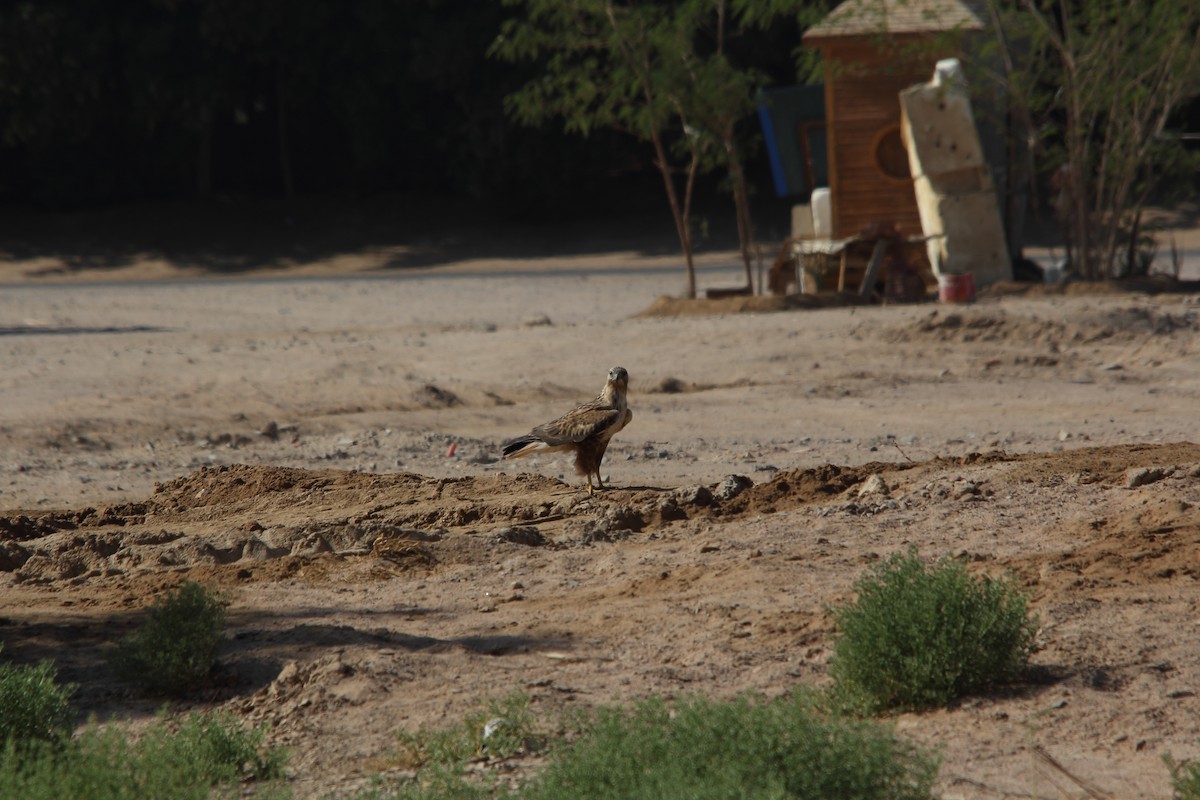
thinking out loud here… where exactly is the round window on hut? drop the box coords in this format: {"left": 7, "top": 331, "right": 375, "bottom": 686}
{"left": 872, "top": 125, "right": 911, "bottom": 182}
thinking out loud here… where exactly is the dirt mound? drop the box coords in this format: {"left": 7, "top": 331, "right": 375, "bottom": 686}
{"left": 636, "top": 292, "right": 859, "bottom": 317}
{"left": 980, "top": 276, "right": 1200, "bottom": 299}
{"left": 887, "top": 305, "right": 1199, "bottom": 347}
{"left": 6, "top": 444, "right": 1197, "bottom": 593}
{"left": 635, "top": 276, "right": 1200, "bottom": 319}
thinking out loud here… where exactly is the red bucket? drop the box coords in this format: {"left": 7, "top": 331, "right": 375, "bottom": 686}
{"left": 938, "top": 273, "right": 975, "bottom": 303}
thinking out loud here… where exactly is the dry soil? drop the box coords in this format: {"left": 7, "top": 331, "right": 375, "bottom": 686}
{"left": 2, "top": 242, "right": 1200, "bottom": 799}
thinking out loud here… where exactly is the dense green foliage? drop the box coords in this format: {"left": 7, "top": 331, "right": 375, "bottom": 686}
{"left": 0, "top": 651, "right": 76, "bottom": 753}
{"left": 109, "top": 581, "right": 228, "bottom": 697}
{"left": 359, "top": 691, "right": 936, "bottom": 800}
{"left": 830, "top": 549, "right": 1038, "bottom": 713}
{"left": 491, "top": 0, "right": 819, "bottom": 296}
{"left": 0, "top": 711, "right": 287, "bottom": 800}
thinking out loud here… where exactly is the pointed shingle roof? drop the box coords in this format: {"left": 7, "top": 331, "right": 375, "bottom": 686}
{"left": 803, "top": 0, "right": 985, "bottom": 41}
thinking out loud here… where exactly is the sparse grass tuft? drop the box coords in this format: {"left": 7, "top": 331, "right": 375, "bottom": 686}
{"left": 0, "top": 648, "right": 76, "bottom": 754}
{"left": 109, "top": 581, "right": 228, "bottom": 697}
{"left": 524, "top": 691, "right": 938, "bottom": 800}
{"left": 394, "top": 691, "right": 538, "bottom": 769}
{"left": 830, "top": 548, "right": 1038, "bottom": 713}
{"left": 1166, "top": 753, "right": 1200, "bottom": 800}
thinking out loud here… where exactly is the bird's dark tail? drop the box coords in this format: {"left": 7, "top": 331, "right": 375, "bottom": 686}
{"left": 502, "top": 435, "right": 539, "bottom": 460}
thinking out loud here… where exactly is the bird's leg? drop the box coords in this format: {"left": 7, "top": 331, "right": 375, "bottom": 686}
{"left": 585, "top": 475, "right": 595, "bottom": 495}
{"left": 593, "top": 471, "right": 605, "bottom": 491}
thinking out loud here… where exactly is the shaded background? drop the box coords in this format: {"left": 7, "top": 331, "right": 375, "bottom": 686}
{"left": 0, "top": 0, "right": 810, "bottom": 259}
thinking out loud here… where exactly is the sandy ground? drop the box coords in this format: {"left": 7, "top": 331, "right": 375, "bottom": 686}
{"left": 2, "top": 235, "right": 1200, "bottom": 799}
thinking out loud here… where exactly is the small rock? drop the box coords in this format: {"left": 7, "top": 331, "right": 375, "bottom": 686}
{"left": 1058, "top": 430, "right": 1071, "bottom": 441}
{"left": 241, "top": 537, "right": 274, "bottom": 561}
{"left": 674, "top": 485, "right": 713, "bottom": 507}
{"left": 600, "top": 504, "right": 644, "bottom": 532}
{"left": 495, "top": 526, "right": 546, "bottom": 547}
{"left": 571, "top": 520, "right": 616, "bottom": 545}
{"left": 276, "top": 661, "right": 301, "bottom": 685}
{"left": 415, "top": 384, "right": 460, "bottom": 408}
{"left": 292, "top": 534, "right": 334, "bottom": 556}
{"left": 1125, "top": 467, "right": 1166, "bottom": 489}
{"left": 714, "top": 475, "right": 753, "bottom": 501}
{"left": 522, "top": 314, "right": 553, "bottom": 327}
{"left": 955, "top": 482, "right": 981, "bottom": 499}
{"left": 857, "top": 474, "right": 889, "bottom": 497}
{"left": 0, "top": 541, "right": 30, "bottom": 572}
{"left": 656, "top": 497, "right": 688, "bottom": 522}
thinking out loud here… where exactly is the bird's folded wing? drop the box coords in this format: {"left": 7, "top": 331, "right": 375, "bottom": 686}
{"left": 533, "top": 407, "right": 622, "bottom": 445}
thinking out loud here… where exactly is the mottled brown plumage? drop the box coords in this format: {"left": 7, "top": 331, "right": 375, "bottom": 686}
{"left": 502, "top": 366, "right": 632, "bottom": 493}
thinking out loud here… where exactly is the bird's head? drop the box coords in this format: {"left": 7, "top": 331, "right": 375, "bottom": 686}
{"left": 607, "top": 366, "right": 629, "bottom": 388}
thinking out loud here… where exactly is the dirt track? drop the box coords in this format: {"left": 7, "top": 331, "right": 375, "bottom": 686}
{"left": 2, "top": 257, "right": 1200, "bottom": 798}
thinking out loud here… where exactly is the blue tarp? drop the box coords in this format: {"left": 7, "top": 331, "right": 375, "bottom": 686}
{"left": 756, "top": 85, "right": 828, "bottom": 199}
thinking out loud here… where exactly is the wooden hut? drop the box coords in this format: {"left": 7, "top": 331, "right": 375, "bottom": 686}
{"left": 802, "top": 0, "right": 985, "bottom": 240}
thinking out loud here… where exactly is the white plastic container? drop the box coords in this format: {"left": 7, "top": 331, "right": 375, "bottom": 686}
{"left": 811, "top": 188, "right": 832, "bottom": 238}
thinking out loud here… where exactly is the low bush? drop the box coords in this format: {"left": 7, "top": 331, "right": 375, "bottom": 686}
{"left": 830, "top": 548, "right": 1038, "bottom": 713}
{"left": 524, "top": 691, "right": 937, "bottom": 800}
{"left": 0, "top": 649, "right": 76, "bottom": 753}
{"left": 0, "top": 710, "right": 287, "bottom": 800}
{"left": 109, "top": 581, "right": 227, "bottom": 696}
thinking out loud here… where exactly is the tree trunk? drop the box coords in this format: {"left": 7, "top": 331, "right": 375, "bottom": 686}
{"left": 648, "top": 128, "right": 696, "bottom": 299}
{"left": 603, "top": 2, "right": 695, "bottom": 298}
{"left": 723, "top": 129, "right": 754, "bottom": 291}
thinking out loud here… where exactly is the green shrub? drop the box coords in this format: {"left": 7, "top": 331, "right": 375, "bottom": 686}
{"left": 830, "top": 548, "right": 1038, "bottom": 713}
{"left": 109, "top": 581, "right": 227, "bottom": 696}
{"left": 0, "top": 710, "right": 288, "bottom": 800}
{"left": 0, "top": 648, "right": 75, "bottom": 752}
{"left": 524, "top": 691, "right": 937, "bottom": 800}
{"left": 137, "top": 710, "right": 288, "bottom": 789}
{"left": 1166, "top": 753, "right": 1200, "bottom": 800}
